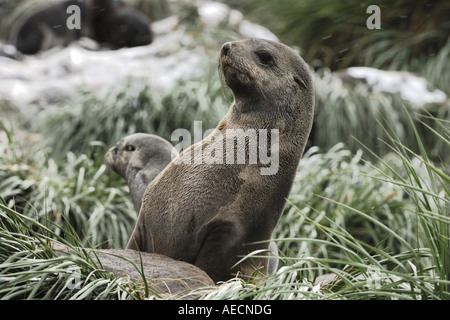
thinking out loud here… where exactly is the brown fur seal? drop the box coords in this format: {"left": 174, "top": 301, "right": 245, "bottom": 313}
{"left": 106, "top": 132, "right": 281, "bottom": 275}
{"left": 104, "top": 133, "right": 176, "bottom": 213}
{"left": 106, "top": 133, "right": 280, "bottom": 275}
{"left": 9, "top": 0, "right": 152, "bottom": 54}
{"left": 127, "top": 38, "right": 314, "bottom": 282}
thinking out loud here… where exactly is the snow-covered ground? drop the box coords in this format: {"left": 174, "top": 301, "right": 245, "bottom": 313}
{"left": 345, "top": 66, "right": 446, "bottom": 105}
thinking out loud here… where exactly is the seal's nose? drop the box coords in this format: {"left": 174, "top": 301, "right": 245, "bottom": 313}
{"left": 221, "top": 42, "right": 231, "bottom": 56}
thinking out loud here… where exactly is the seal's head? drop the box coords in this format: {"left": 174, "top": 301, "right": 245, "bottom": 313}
{"left": 105, "top": 133, "right": 176, "bottom": 212}
{"left": 126, "top": 39, "right": 315, "bottom": 282}
{"left": 105, "top": 133, "right": 175, "bottom": 180}
{"left": 220, "top": 38, "right": 314, "bottom": 130}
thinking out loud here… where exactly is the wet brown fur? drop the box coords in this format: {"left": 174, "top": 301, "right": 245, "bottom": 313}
{"left": 127, "top": 38, "right": 314, "bottom": 282}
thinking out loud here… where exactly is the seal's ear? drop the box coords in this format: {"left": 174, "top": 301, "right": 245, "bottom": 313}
{"left": 294, "top": 75, "right": 307, "bottom": 89}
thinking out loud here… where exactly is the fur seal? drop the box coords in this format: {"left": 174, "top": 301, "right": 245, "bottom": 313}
{"left": 104, "top": 133, "right": 176, "bottom": 213}
{"left": 9, "top": 0, "right": 152, "bottom": 54}
{"left": 106, "top": 133, "right": 280, "bottom": 275}
{"left": 127, "top": 38, "right": 314, "bottom": 282}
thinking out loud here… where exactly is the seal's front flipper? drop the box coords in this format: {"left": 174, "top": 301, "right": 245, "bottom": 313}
{"left": 194, "top": 219, "right": 242, "bottom": 283}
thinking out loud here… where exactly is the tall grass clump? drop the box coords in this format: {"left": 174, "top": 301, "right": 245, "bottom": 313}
{"left": 361, "top": 111, "right": 450, "bottom": 297}
{"left": 0, "top": 196, "right": 138, "bottom": 300}
{"left": 311, "top": 70, "right": 450, "bottom": 163}
{"left": 276, "top": 144, "right": 412, "bottom": 258}
{"left": 0, "top": 125, "right": 136, "bottom": 249}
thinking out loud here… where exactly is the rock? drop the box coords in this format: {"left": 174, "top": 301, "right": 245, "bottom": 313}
{"left": 52, "top": 242, "right": 215, "bottom": 299}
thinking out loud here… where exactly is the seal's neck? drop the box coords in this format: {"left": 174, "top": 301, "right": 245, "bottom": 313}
{"left": 229, "top": 98, "right": 301, "bottom": 135}
{"left": 230, "top": 98, "right": 275, "bottom": 122}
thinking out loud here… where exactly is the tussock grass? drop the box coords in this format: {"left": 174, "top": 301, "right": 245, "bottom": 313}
{"left": 311, "top": 69, "right": 450, "bottom": 163}
{"left": 0, "top": 129, "right": 136, "bottom": 249}
{"left": 0, "top": 196, "right": 138, "bottom": 300}
{"left": 1, "top": 110, "right": 448, "bottom": 299}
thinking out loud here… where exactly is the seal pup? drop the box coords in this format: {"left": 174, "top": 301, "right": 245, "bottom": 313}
{"left": 9, "top": 0, "right": 152, "bottom": 54}
{"left": 9, "top": 0, "right": 90, "bottom": 54}
{"left": 106, "top": 132, "right": 280, "bottom": 275}
{"left": 127, "top": 38, "right": 314, "bottom": 282}
{"left": 104, "top": 133, "right": 176, "bottom": 213}
{"left": 105, "top": 132, "right": 282, "bottom": 274}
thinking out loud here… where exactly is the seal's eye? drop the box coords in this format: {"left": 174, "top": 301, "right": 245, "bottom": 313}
{"left": 124, "top": 145, "right": 136, "bottom": 152}
{"left": 256, "top": 51, "right": 273, "bottom": 65}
